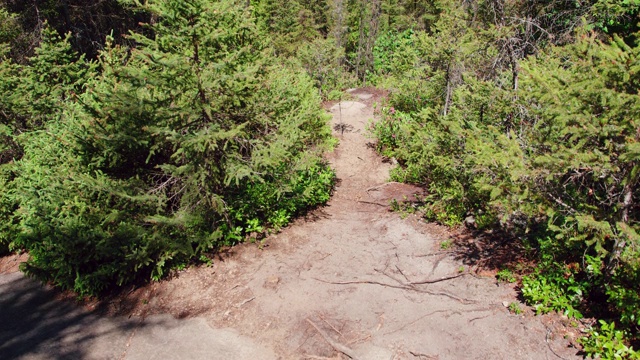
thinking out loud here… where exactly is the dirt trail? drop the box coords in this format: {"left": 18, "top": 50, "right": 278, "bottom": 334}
{"left": 107, "top": 91, "right": 580, "bottom": 359}
{"left": 1, "top": 91, "right": 580, "bottom": 359}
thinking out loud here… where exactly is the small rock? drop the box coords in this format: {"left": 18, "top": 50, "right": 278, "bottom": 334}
{"left": 502, "top": 301, "right": 510, "bottom": 307}
{"left": 465, "top": 215, "right": 476, "bottom": 228}
{"left": 263, "top": 275, "right": 280, "bottom": 289}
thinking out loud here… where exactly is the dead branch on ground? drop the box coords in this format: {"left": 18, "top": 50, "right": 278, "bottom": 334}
{"left": 306, "top": 319, "right": 362, "bottom": 360}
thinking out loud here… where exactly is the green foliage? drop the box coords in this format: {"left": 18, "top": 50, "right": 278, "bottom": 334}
{"left": 580, "top": 320, "right": 639, "bottom": 359}
{"left": 0, "top": 7, "right": 19, "bottom": 55}
{"left": 371, "top": 29, "right": 417, "bottom": 81}
{"left": 496, "top": 269, "right": 516, "bottom": 283}
{"left": 371, "top": 7, "right": 640, "bottom": 353}
{"left": 508, "top": 302, "right": 523, "bottom": 315}
{"left": 252, "top": 0, "right": 320, "bottom": 56}
{"left": 297, "top": 37, "right": 354, "bottom": 99}
{"left": 439, "top": 239, "right": 452, "bottom": 250}
{"left": 3, "top": 0, "right": 334, "bottom": 296}
{"left": 521, "top": 268, "right": 585, "bottom": 319}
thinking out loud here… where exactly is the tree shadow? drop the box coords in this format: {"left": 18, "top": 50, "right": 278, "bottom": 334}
{"left": 449, "top": 229, "right": 534, "bottom": 273}
{"left": 0, "top": 273, "right": 168, "bottom": 359}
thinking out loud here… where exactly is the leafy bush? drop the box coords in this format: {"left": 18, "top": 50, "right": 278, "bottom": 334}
{"left": 297, "top": 37, "right": 354, "bottom": 99}
{"left": 580, "top": 321, "right": 639, "bottom": 360}
{"left": 371, "top": 15, "right": 640, "bottom": 356}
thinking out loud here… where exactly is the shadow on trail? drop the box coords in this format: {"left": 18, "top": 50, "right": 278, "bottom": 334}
{"left": 449, "top": 229, "right": 532, "bottom": 272}
{"left": 0, "top": 273, "right": 166, "bottom": 359}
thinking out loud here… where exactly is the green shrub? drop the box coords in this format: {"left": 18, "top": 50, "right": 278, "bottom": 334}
{"left": 372, "top": 13, "right": 640, "bottom": 352}
{"left": 4, "top": 0, "right": 334, "bottom": 297}
{"left": 580, "top": 321, "right": 639, "bottom": 359}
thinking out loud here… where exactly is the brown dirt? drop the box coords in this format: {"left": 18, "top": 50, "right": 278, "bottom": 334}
{"left": 2, "top": 92, "right": 582, "bottom": 359}
{"left": 0, "top": 252, "right": 28, "bottom": 274}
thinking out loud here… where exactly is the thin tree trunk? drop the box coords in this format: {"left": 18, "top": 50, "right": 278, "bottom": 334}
{"left": 356, "top": 2, "right": 366, "bottom": 82}
{"left": 606, "top": 173, "right": 634, "bottom": 275}
{"left": 443, "top": 62, "right": 452, "bottom": 116}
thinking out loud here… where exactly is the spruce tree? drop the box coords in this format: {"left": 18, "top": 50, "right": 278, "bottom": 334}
{"left": 10, "top": 0, "right": 333, "bottom": 296}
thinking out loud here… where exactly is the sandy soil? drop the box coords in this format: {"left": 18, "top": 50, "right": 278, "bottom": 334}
{"left": 2, "top": 90, "right": 582, "bottom": 359}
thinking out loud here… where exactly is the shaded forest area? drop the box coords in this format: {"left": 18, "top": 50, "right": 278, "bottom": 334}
{"left": 1, "top": 1, "right": 639, "bottom": 358}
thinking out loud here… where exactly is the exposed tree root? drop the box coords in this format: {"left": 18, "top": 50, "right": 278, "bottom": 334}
{"left": 365, "top": 182, "right": 405, "bottom": 192}
{"left": 409, "top": 350, "right": 438, "bottom": 359}
{"left": 545, "top": 326, "right": 570, "bottom": 360}
{"left": 356, "top": 200, "right": 387, "bottom": 206}
{"left": 312, "top": 274, "right": 476, "bottom": 305}
{"left": 409, "top": 272, "right": 469, "bottom": 285}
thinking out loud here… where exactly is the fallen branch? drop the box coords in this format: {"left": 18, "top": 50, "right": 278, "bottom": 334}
{"left": 412, "top": 251, "right": 455, "bottom": 257}
{"left": 306, "top": 319, "right": 362, "bottom": 360}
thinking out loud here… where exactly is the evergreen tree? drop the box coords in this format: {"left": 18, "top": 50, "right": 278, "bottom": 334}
{"left": 9, "top": 0, "right": 333, "bottom": 296}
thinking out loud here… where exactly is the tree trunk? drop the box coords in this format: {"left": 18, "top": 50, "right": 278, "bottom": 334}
{"left": 606, "top": 172, "right": 635, "bottom": 275}
{"left": 443, "top": 62, "right": 452, "bottom": 116}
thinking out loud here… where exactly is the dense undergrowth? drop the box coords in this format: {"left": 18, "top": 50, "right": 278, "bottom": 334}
{"left": 368, "top": 4, "right": 640, "bottom": 358}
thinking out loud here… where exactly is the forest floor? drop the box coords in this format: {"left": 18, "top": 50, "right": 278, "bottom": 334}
{"left": 0, "top": 89, "right": 583, "bottom": 359}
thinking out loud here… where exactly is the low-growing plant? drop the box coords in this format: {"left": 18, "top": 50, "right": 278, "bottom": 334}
{"left": 521, "top": 266, "right": 586, "bottom": 319}
{"left": 440, "top": 239, "right": 453, "bottom": 250}
{"left": 508, "top": 302, "right": 523, "bottom": 315}
{"left": 496, "top": 269, "right": 517, "bottom": 283}
{"left": 579, "top": 320, "right": 639, "bottom": 359}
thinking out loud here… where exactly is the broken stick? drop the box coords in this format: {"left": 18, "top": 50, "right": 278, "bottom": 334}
{"left": 306, "top": 318, "right": 362, "bottom": 360}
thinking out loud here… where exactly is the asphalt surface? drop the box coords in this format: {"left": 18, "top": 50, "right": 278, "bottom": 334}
{"left": 0, "top": 272, "right": 276, "bottom": 360}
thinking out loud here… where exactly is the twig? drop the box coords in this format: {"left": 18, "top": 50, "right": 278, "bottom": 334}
{"left": 468, "top": 314, "right": 491, "bottom": 323}
{"left": 236, "top": 297, "right": 255, "bottom": 308}
{"left": 412, "top": 251, "right": 455, "bottom": 257}
{"left": 306, "top": 319, "right": 362, "bottom": 360}
{"left": 383, "top": 309, "right": 450, "bottom": 335}
{"left": 374, "top": 268, "right": 470, "bottom": 287}
{"left": 429, "top": 254, "right": 449, "bottom": 276}
{"left": 118, "top": 328, "right": 137, "bottom": 360}
{"left": 320, "top": 315, "right": 344, "bottom": 339}
{"left": 545, "top": 326, "right": 570, "bottom": 360}
{"left": 366, "top": 182, "right": 404, "bottom": 192}
{"left": 395, "top": 265, "right": 411, "bottom": 283}
{"left": 376, "top": 269, "right": 476, "bottom": 304}
{"left": 409, "top": 351, "right": 438, "bottom": 359}
{"left": 356, "top": 200, "right": 387, "bottom": 206}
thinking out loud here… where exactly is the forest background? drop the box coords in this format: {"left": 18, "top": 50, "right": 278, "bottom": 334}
{"left": 1, "top": 0, "right": 639, "bottom": 358}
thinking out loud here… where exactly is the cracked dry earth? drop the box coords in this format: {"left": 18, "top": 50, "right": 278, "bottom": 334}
{"left": 1, "top": 90, "right": 582, "bottom": 360}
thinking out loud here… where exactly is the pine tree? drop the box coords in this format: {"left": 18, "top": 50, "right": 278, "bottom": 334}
{"left": 10, "top": 0, "right": 333, "bottom": 296}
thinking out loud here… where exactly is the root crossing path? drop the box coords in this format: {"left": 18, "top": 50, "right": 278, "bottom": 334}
{"left": 0, "top": 92, "right": 580, "bottom": 360}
